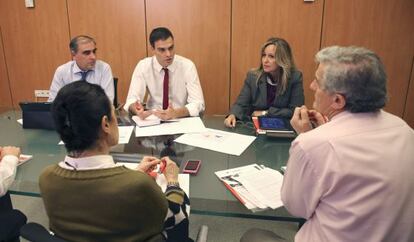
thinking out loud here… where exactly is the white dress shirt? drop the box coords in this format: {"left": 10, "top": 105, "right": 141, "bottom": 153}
{"left": 0, "top": 155, "right": 18, "bottom": 197}
{"left": 124, "top": 55, "right": 205, "bottom": 117}
{"left": 48, "top": 60, "right": 114, "bottom": 102}
{"left": 281, "top": 110, "right": 414, "bottom": 242}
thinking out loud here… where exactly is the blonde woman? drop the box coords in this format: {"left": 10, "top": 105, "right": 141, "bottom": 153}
{"left": 225, "top": 37, "right": 304, "bottom": 127}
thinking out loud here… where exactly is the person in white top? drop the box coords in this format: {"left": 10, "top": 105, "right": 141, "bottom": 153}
{"left": 48, "top": 35, "right": 114, "bottom": 102}
{"left": 0, "top": 146, "right": 27, "bottom": 241}
{"left": 125, "top": 27, "right": 205, "bottom": 120}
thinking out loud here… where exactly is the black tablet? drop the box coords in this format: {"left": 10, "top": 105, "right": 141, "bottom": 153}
{"left": 258, "top": 116, "right": 296, "bottom": 138}
{"left": 258, "top": 116, "right": 292, "bottom": 131}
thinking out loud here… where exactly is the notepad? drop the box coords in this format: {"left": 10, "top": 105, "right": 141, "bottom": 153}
{"left": 132, "top": 114, "right": 160, "bottom": 127}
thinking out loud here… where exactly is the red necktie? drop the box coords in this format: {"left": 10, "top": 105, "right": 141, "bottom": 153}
{"left": 162, "top": 68, "right": 169, "bottom": 110}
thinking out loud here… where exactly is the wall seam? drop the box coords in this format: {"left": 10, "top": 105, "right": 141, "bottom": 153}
{"left": 65, "top": 0, "right": 72, "bottom": 41}
{"left": 402, "top": 55, "right": 414, "bottom": 118}
{"left": 319, "top": 0, "right": 326, "bottom": 50}
{"left": 0, "top": 25, "right": 15, "bottom": 108}
{"left": 144, "top": 0, "right": 148, "bottom": 57}
{"left": 228, "top": 0, "right": 233, "bottom": 111}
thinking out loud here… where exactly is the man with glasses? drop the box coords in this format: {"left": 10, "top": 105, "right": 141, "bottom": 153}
{"left": 48, "top": 35, "right": 114, "bottom": 102}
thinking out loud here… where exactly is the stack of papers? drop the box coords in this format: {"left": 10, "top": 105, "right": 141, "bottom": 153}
{"left": 132, "top": 114, "right": 161, "bottom": 127}
{"left": 215, "top": 164, "right": 284, "bottom": 212}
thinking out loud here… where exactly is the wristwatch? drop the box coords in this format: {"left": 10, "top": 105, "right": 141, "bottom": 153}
{"left": 167, "top": 181, "right": 180, "bottom": 187}
{"left": 261, "top": 110, "right": 268, "bottom": 116}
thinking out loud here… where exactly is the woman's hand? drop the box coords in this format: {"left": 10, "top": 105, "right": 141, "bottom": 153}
{"left": 162, "top": 156, "right": 179, "bottom": 183}
{"left": 137, "top": 156, "right": 160, "bottom": 173}
{"left": 224, "top": 114, "right": 236, "bottom": 128}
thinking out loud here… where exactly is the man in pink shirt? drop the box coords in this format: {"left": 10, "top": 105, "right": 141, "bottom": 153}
{"left": 282, "top": 46, "right": 414, "bottom": 242}
{"left": 241, "top": 46, "right": 414, "bottom": 242}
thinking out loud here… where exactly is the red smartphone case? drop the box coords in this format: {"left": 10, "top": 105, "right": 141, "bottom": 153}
{"left": 182, "top": 160, "right": 201, "bottom": 174}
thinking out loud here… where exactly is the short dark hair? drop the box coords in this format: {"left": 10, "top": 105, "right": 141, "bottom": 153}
{"left": 316, "top": 46, "right": 387, "bottom": 113}
{"left": 69, "top": 35, "right": 96, "bottom": 53}
{"left": 52, "top": 81, "right": 112, "bottom": 153}
{"left": 149, "top": 27, "right": 173, "bottom": 48}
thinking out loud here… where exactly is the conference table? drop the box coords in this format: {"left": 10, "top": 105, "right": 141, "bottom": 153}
{"left": 1, "top": 109, "right": 303, "bottom": 225}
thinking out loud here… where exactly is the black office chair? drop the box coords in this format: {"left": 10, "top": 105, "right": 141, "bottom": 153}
{"left": 113, "top": 77, "right": 120, "bottom": 109}
{"left": 20, "top": 222, "right": 208, "bottom": 242}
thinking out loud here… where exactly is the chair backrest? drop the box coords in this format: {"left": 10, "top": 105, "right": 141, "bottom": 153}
{"left": 113, "top": 77, "right": 119, "bottom": 108}
{"left": 20, "top": 222, "right": 67, "bottom": 242}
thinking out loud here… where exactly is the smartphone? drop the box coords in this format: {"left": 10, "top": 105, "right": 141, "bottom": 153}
{"left": 183, "top": 160, "right": 201, "bottom": 174}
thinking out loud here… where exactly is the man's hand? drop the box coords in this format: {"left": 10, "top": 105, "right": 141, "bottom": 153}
{"left": 290, "top": 106, "right": 313, "bottom": 134}
{"left": 137, "top": 156, "right": 160, "bottom": 173}
{"left": 308, "top": 109, "right": 328, "bottom": 128}
{"left": 162, "top": 156, "right": 179, "bottom": 183}
{"left": 129, "top": 101, "right": 152, "bottom": 120}
{"left": 224, "top": 114, "right": 236, "bottom": 128}
{"left": 290, "top": 106, "right": 327, "bottom": 134}
{"left": 0, "top": 146, "right": 21, "bottom": 160}
{"left": 153, "top": 103, "right": 178, "bottom": 120}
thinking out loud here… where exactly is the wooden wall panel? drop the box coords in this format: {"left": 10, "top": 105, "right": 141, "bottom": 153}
{"left": 0, "top": 0, "right": 69, "bottom": 106}
{"left": 146, "top": 0, "right": 231, "bottom": 115}
{"left": 67, "top": 0, "right": 147, "bottom": 105}
{"left": 231, "top": 0, "right": 323, "bottom": 109}
{"left": 321, "top": 0, "right": 414, "bottom": 117}
{"left": 403, "top": 60, "right": 414, "bottom": 128}
{"left": 0, "top": 29, "right": 13, "bottom": 109}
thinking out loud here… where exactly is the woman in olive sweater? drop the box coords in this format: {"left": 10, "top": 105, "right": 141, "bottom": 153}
{"left": 39, "top": 81, "right": 190, "bottom": 242}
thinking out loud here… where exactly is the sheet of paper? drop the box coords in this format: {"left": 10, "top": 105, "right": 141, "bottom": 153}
{"left": 234, "top": 167, "right": 284, "bottom": 209}
{"left": 132, "top": 114, "right": 160, "bottom": 127}
{"left": 18, "top": 154, "right": 33, "bottom": 166}
{"left": 174, "top": 128, "right": 256, "bottom": 156}
{"left": 118, "top": 126, "right": 134, "bottom": 144}
{"left": 58, "top": 126, "right": 134, "bottom": 145}
{"left": 135, "top": 117, "right": 206, "bottom": 137}
{"left": 17, "top": 119, "right": 23, "bottom": 125}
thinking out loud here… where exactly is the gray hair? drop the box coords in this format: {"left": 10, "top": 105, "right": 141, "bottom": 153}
{"left": 69, "top": 35, "right": 96, "bottom": 54}
{"left": 315, "top": 46, "right": 387, "bottom": 113}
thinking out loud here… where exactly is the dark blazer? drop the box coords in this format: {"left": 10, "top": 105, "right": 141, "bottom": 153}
{"left": 230, "top": 70, "right": 304, "bottom": 121}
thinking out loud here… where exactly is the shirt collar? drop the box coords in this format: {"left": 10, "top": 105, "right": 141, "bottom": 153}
{"left": 152, "top": 56, "right": 176, "bottom": 73}
{"left": 59, "top": 155, "right": 120, "bottom": 170}
{"left": 73, "top": 61, "right": 95, "bottom": 74}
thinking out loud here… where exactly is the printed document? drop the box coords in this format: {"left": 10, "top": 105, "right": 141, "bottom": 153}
{"left": 58, "top": 126, "right": 134, "bottom": 145}
{"left": 215, "top": 164, "right": 284, "bottom": 211}
{"left": 118, "top": 126, "right": 134, "bottom": 144}
{"left": 174, "top": 128, "right": 256, "bottom": 156}
{"left": 135, "top": 117, "right": 206, "bottom": 137}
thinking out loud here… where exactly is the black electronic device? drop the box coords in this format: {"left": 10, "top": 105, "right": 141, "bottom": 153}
{"left": 19, "top": 102, "right": 55, "bottom": 130}
{"left": 258, "top": 116, "right": 296, "bottom": 138}
{"left": 182, "top": 160, "right": 201, "bottom": 174}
